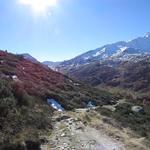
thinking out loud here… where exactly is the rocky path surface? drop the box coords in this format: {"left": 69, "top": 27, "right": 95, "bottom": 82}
{"left": 41, "top": 109, "right": 126, "bottom": 150}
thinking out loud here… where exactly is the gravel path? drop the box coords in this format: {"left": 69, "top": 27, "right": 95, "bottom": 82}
{"left": 41, "top": 110, "right": 126, "bottom": 150}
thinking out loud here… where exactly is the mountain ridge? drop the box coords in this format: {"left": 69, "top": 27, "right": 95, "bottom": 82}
{"left": 44, "top": 33, "right": 150, "bottom": 71}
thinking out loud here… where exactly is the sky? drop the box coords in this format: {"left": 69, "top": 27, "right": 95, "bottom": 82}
{"left": 0, "top": 0, "right": 150, "bottom": 62}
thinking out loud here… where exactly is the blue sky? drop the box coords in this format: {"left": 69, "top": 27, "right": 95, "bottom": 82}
{"left": 0, "top": 0, "right": 150, "bottom": 61}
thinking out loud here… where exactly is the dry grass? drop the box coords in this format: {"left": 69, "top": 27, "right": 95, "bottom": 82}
{"left": 58, "top": 123, "right": 67, "bottom": 130}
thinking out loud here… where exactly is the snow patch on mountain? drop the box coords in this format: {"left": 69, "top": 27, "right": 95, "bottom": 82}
{"left": 120, "top": 47, "right": 128, "bottom": 52}
{"left": 84, "top": 56, "right": 90, "bottom": 60}
{"left": 144, "top": 32, "right": 150, "bottom": 38}
{"left": 93, "top": 48, "right": 106, "bottom": 57}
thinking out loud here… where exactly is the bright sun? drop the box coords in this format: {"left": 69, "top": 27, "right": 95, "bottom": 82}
{"left": 19, "top": 0, "right": 58, "bottom": 14}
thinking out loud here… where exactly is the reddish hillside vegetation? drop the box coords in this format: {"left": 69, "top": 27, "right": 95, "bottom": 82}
{"left": 0, "top": 50, "right": 114, "bottom": 107}
{"left": 16, "top": 58, "right": 66, "bottom": 96}
{"left": 0, "top": 51, "right": 66, "bottom": 96}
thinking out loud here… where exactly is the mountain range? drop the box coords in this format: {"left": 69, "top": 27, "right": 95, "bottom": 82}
{"left": 43, "top": 32, "right": 150, "bottom": 71}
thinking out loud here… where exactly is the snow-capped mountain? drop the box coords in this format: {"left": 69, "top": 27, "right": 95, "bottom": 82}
{"left": 54, "top": 32, "right": 150, "bottom": 71}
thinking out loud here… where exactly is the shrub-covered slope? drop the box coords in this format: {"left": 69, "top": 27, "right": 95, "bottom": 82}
{"left": 68, "top": 57, "right": 150, "bottom": 93}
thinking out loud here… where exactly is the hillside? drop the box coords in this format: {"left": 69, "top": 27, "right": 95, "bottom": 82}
{"left": 0, "top": 50, "right": 116, "bottom": 149}
{"left": 67, "top": 55, "right": 150, "bottom": 95}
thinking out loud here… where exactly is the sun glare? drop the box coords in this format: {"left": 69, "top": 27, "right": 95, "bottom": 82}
{"left": 19, "top": 0, "right": 58, "bottom": 14}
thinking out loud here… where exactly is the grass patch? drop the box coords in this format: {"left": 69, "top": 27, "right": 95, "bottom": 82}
{"left": 97, "top": 103, "right": 150, "bottom": 143}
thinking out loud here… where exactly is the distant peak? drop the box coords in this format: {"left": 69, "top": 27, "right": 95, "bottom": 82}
{"left": 144, "top": 32, "right": 150, "bottom": 38}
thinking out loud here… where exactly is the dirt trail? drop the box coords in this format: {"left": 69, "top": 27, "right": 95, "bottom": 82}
{"left": 41, "top": 109, "right": 126, "bottom": 150}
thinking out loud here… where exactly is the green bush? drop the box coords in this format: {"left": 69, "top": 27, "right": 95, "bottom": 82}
{"left": 0, "top": 78, "right": 17, "bottom": 117}
{"left": 12, "top": 82, "right": 35, "bottom": 107}
{"left": 98, "top": 103, "right": 150, "bottom": 140}
{"left": 0, "top": 79, "right": 14, "bottom": 98}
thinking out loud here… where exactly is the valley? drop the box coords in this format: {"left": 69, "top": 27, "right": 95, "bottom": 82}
{"left": 1, "top": 1, "right": 150, "bottom": 149}
{"left": 40, "top": 32, "right": 150, "bottom": 150}
{"left": 0, "top": 33, "right": 150, "bottom": 150}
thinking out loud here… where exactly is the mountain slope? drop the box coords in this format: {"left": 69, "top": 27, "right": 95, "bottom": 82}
{"left": 68, "top": 55, "right": 150, "bottom": 93}
{"left": 0, "top": 50, "right": 115, "bottom": 148}
{"left": 20, "top": 53, "right": 39, "bottom": 63}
